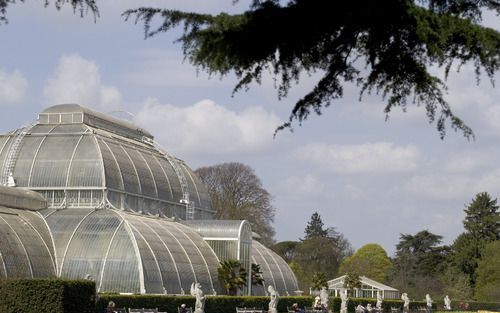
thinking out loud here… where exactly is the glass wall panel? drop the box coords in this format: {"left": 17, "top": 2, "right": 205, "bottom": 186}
{"left": 13, "top": 136, "right": 44, "bottom": 187}
{"left": 251, "top": 242, "right": 277, "bottom": 295}
{"left": 251, "top": 241, "right": 298, "bottom": 296}
{"left": 129, "top": 216, "right": 182, "bottom": 294}
{"left": 156, "top": 157, "right": 183, "bottom": 202}
{"left": 131, "top": 227, "right": 163, "bottom": 294}
{"left": 60, "top": 210, "right": 121, "bottom": 284}
{"left": 45, "top": 208, "right": 97, "bottom": 271}
{"left": 142, "top": 153, "right": 173, "bottom": 202}
{"left": 206, "top": 240, "right": 237, "bottom": 261}
{"left": 105, "top": 141, "right": 140, "bottom": 194}
{"left": 142, "top": 198, "right": 160, "bottom": 216}
{"left": 97, "top": 139, "right": 123, "bottom": 190}
{"left": 0, "top": 136, "right": 13, "bottom": 175}
{"left": 30, "top": 136, "right": 81, "bottom": 187}
{"left": 67, "top": 135, "right": 102, "bottom": 187}
{"left": 107, "top": 191, "right": 123, "bottom": 209}
{"left": 173, "top": 223, "right": 220, "bottom": 294}
{"left": 0, "top": 212, "right": 32, "bottom": 277}
{"left": 4, "top": 212, "right": 54, "bottom": 277}
{"left": 30, "top": 125, "right": 56, "bottom": 134}
{"left": 100, "top": 223, "right": 141, "bottom": 293}
{"left": 49, "top": 124, "right": 87, "bottom": 134}
{"left": 0, "top": 136, "right": 10, "bottom": 156}
{"left": 17, "top": 210, "right": 55, "bottom": 263}
{"left": 161, "top": 223, "right": 197, "bottom": 290}
{"left": 179, "top": 164, "right": 201, "bottom": 208}
{"left": 125, "top": 148, "right": 157, "bottom": 198}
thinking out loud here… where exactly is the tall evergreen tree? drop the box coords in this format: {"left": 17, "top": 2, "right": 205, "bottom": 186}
{"left": 390, "top": 230, "right": 449, "bottom": 297}
{"left": 303, "top": 212, "right": 328, "bottom": 240}
{"left": 463, "top": 192, "right": 500, "bottom": 242}
{"left": 125, "top": 0, "right": 500, "bottom": 139}
{"left": 453, "top": 192, "right": 500, "bottom": 286}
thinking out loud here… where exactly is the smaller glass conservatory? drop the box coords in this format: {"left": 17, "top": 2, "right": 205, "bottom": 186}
{"left": 0, "top": 186, "right": 56, "bottom": 279}
{"left": 328, "top": 275, "right": 400, "bottom": 299}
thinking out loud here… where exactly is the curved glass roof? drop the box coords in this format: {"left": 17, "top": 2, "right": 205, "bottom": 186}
{"left": 0, "top": 104, "right": 299, "bottom": 296}
{"left": 43, "top": 208, "right": 221, "bottom": 294}
{"left": 251, "top": 240, "right": 299, "bottom": 296}
{"left": 0, "top": 104, "right": 214, "bottom": 220}
{"left": 0, "top": 207, "right": 55, "bottom": 278}
{"left": 182, "top": 220, "right": 251, "bottom": 240}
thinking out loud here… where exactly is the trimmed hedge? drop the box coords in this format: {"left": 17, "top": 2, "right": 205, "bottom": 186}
{"left": 96, "top": 294, "right": 314, "bottom": 313}
{"left": 98, "top": 293, "right": 500, "bottom": 313}
{"left": 330, "top": 297, "right": 432, "bottom": 313}
{"left": 0, "top": 278, "right": 96, "bottom": 313}
{"left": 433, "top": 300, "right": 500, "bottom": 311}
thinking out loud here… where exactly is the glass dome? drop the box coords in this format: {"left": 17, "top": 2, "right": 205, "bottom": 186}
{"left": 42, "top": 208, "right": 220, "bottom": 294}
{"left": 0, "top": 104, "right": 299, "bottom": 296}
{"left": 0, "top": 104, "right": 214, "bottom": 220}
{"left": 0, "top": 186, "right": 56, "bottom": 278}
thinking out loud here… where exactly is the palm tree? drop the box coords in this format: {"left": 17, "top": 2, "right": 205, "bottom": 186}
{"left": 251, "top": 263, "right": 265, "bottom": 287}
{"left": 344, "top": 271, "right": 361, "bottom": 297}
{"left": 311, "top": 271, "right": 328, "bottom": 291}
{"left": 217, "top": 259, "right": 247, "bottom": 295}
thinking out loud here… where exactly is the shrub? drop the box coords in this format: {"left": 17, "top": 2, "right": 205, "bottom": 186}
{"left": 96, "top": 294, "right": 314, "bottom": 313}
{"left": 330, "top": 296, "right": 431, "bottom": 313}
{"left": 0, "top": 278, "right": 96, "bottom": 313}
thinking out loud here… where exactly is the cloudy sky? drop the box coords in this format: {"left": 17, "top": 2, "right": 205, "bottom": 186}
{"left": 1, "top": 1, "right": 499, "bottom": 256}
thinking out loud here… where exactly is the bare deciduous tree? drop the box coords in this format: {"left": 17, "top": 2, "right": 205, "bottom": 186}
{"left": 195, "top": 162, "right": 275, "bottom": 246}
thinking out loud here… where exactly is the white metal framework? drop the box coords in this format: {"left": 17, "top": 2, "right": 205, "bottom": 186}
{"left": 328, "top": 275, "right": 400, "bottom": 299}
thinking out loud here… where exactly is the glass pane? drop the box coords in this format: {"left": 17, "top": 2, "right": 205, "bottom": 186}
{"left": 30, "top": 135, "right": 81, "bottom": 187}
{"left": 97, "top": 138, "right": 123, "bottom": 191}
{"left": 105, "top": 141, "right": 140, "bottom": 194}
{"left": 142, "top": 153, "right": 173, "bottom": 202}
{"left": 127, "top": 215, "right": 181, "bottom": 294}
{"left": 67, "top": 135, "right": 102, "bottom": 187}
{"left": 100, "top": 223, "right": 141, "bottom": 293}
{"left": 0, "top": 211, "right": 32, "bottom": 277}
{"left": 125, "top": 148, "right": 157, "bottom": 198}
{"left": 13, "top": 136, "right": 44, "bottom": 187}
{"left": 60, "top": 210, "right": 121, "bottom": 286}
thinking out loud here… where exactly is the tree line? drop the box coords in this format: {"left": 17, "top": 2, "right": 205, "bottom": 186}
{"left": 271, "top": 192, "right": 500, "bottom": 302}
{"left": 197, "top": 162, "right": 499, "bottom": 301}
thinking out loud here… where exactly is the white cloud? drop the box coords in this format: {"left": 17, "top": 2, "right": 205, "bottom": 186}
{"left": 276, "top": 174, "right": 325, "bottom": 199}
{"left": 477, "top": 168, "right": 500, "bottom": 194}
{"left": 444, "top": 153, "right": 491, "bottom": 173}
{"left": 134, "top": 98, "right": 282, "bottom": 156}
{"left": 43, "top": 54, "right": 121, "bottom": 110}
{"left": 483, "top": 104, "right": 500, "bottom": 134}
{"left": 403, "top": 174, "right": 473, "bottom": 199}
{"left": 0, "top": 68, "right": 28, "bottom": 103}
{"left": 294, "top": 142, "right": 419, "bottom": 173}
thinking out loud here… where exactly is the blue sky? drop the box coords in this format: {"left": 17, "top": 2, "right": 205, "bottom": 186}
{"left": 1, "top": 1, "right": 499, "bottom": 255}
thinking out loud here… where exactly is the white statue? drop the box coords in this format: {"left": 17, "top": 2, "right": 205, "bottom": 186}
{"left": 444, "top": 295, "right": 451, "bottom": 310}
{"left": 426, "top": 294, "right": 432, "bottom": 311}
{"left": 376, "top": 292, "right": 383, "bottom": 310}
{"left": 320, "top": 286, "right": 329, "bottom": 310}
{"left": 268, "top": 285, "right": 279, "bottom": 313}
{"left": 340, "top": 289, "right": 349, "bottom": 313}
{"left": 401, "top": 293, "right": 410, "bottom": 313}
{"left": 314, "top": 296, "right": 322, "bottom": 310}
{"left": 190, "top": 282, "right": 205, "bottom": 313}
{"left": 356, "top": 304, "right": 366, "bottom": 313}
{"left": 367, "top": 304, "right": 373, "bottom": 312}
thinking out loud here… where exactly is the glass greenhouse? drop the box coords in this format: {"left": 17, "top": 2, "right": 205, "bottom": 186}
{"left": 328, "top": 275, "right": 400, "bottom": 299}
{"left": 0, "top": 104, "right": 299, "bottom": 296}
